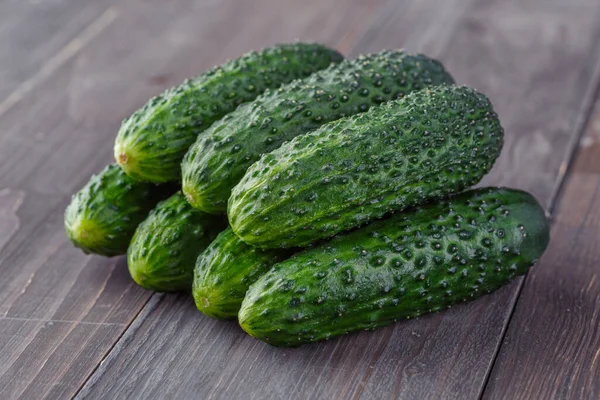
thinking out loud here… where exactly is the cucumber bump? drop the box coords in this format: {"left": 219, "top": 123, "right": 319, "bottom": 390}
{"left": 127, "top": 192, "right": 226, "bottom": 292}
{"left": 114, "top": 43, "right": 343, "bottom": 183}
{"left": 64, "top": 164, "right": 175, "bottom": 257}
{"left": 193, "top": 227, "right": 292, "bottom": 319}
{"left": 181, "top": 50, "right": 454, "bottom": 213}
{"left": 239, "top": 188, "right": 550, "bottom": 347}
{"left": 229, "top": 85, "right": 504, "bottom": 249}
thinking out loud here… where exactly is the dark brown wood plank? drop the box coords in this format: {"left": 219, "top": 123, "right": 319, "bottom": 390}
{"left": 0, "top": 0, "right": 382, "bottom": 398}
{"left": 0, "top": 0, "right": 114, "bottom": 104}
{"left": 75, "top": 1, "right": 600, "bottom": 399}
{"left": 482, "top": 91, "right": 600, "bottom": 400}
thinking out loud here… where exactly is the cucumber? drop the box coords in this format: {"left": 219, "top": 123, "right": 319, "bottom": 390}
{"left": 64, "top": 164, "right": 175, "bottom": 256}
{"left": 127, "top": 192, "right": 226, "bottom": 292}
{"left": 114, "top": 43, "right": 343, "bottom": 183}
{"left": 193, "top": 227, "right": 291, "bottom": 319}
{"left": 181, "top": 51, "right": 454, "bottom": 213}
{"left": 239, "top": 188, "right": 550, "bottom": 347}
{"left": 229, "top": 85, "right": 504, "bottom": 249}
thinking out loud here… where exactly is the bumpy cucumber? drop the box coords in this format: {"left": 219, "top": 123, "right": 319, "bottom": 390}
{"left": 193, "top": 227, "right": 291, "bottom": 319}
{"left": 181, "top": 51, "right": 454, "bottom": 213}
{"left": 229, "top": 85, "right": 504, "bottom": 249}
{"left": 239, "top": 188, "right": 550, "bottom": 347}
{"left": 114, "top": 43, "right": 343, "bottom": 183}
{"left": 128, "top": 192, "right": 226, "bottom": 292}
{"left": 64, "top": 164, "right": 175, "bottom": 256}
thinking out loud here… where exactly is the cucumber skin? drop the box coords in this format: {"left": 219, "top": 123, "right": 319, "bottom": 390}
{"left": 127, "top": 192, "right": 226, "bottom": 292}
{"left": 181, "top": 51, "right": 454, "bottom": 213}
{"left": 239, "top": 188, "right": 550, "bottom": 347}
{"left": 114, "top": 43, "right": 343, "bottom": 183}
{"left": 229, "top": 85, "right": 504, "bottom": 249}
{"left": 64, "top": 164, "right": 176, "bottom": 257}
{"left": 193, "top": 227, "right": 292, "bottom": 320}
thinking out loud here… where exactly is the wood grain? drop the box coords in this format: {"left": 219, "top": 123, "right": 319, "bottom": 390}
{"left": 0, "top": 0, "right": 114, "bottom": 104}
{"left": 75, "top": 0, "right": 600, "bottom": 399}
{"left": 482, "top": 91, "right": 600, "bottom": 400}
{"left": 0, "top": 0, "right": 384, "bottom": 398}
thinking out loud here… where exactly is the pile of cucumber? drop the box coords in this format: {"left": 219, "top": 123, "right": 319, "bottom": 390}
{"left": 65, "top": 43, "right": 550, "bottom": 347}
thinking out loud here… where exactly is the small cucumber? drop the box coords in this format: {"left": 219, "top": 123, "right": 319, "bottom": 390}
{"left": 193, "top": 227, "right": 291, "bottom": 319}
{"left": 128, "top": 192, "right": 226, "bottom": 292}
{"left": 239, "top": 188, "right": 550, "bottom": 347}
{"left": 64, "top": 164, "right": 175, "bottom": 256}
{"left": 114, "top": 43, "right": 343, "bottom": 183}
{"left": 229, "top": 85, "right": 504, "bottom": 249}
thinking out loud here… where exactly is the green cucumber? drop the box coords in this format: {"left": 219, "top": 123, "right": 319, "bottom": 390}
{"left": 127, "top": 192, "right": 226, "bottom": 292}
{"left": 239, "top": 188, "right": 550, "bottom": 347}
{"left": 114, "top": 43, "right": 343, "bottom": 183}
{"left": 193, "top": 227, "right": 291, "bottom": 319}
{"left": 181, "top": 50, "right": 454, "bottom": 213}
{"left": 229, "top": 85, "right": 504, "bottom": 249}
{"left": 64, "top": 164, "right": 175, "bottom": 256}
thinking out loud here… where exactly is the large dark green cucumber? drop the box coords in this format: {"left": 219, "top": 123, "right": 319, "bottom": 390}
{"left": 229, "top": 85, "right": 504, "bottom": 249}
{"left": 193, "top": 227, "right": 291, "bottom": 319}
{"left": 239, "top": 188, "right": 550, "bottom": 347}
{"left": 127, "top": 192, "right": 226, "bottom": 292}
{"left": 114, "top": 43, "right": 343, "bottom": 183}
{"left": 64, "top": 164, "right": 176, "bottom": 257}
{"left": 181, "top": 51, "right": 454, "bottom": 213}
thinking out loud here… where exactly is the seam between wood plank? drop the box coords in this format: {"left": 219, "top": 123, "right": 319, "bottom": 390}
{"left": 1, "top": 245, "right": 132, "bottom": 398}
{"left": 476, "top": 28, "right": 600, "bottom": 400}
{"left": 0, "top": 6, "right": 119, "bottom": 119}
{"left": 545, "top": 55, "right": 600, "bottom": 217}
{"left": 72, "top": 293, "right": 165, "bottom": 399}
{"left": 0, "top": 196, "right": 65, "bottom": 285}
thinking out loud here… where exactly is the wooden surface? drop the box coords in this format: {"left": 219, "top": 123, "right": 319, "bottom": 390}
{"left": 0, "top": 0, "right": 599, "bottom": 399}
{"left": 483, "top": 94, "right": 600, "bottom": 400}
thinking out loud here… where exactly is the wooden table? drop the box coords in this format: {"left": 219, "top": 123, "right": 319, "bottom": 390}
{"left": 1, "top": 0, "right": 599, "bottom": 398}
